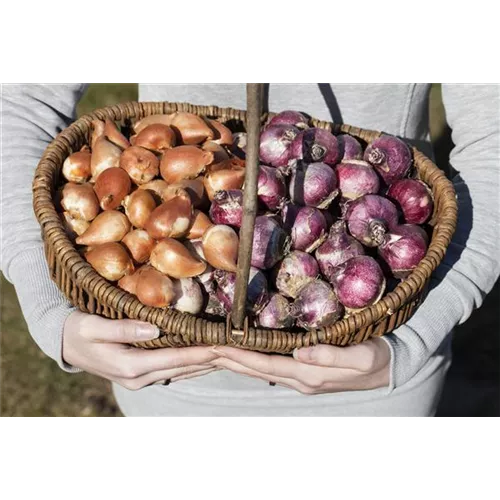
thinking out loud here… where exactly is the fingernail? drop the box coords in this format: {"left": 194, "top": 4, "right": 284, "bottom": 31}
{"left": 211, "top": 347, "right": 227, "bottom": 357}
{"left": 137, "top": 324, "right": 160, "bottom": 340}
{"left": 295, "top": 347, "right": 314, "bottom": 362}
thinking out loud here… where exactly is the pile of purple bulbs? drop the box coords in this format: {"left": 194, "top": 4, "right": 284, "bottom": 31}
{"left": 211, "top": 110, "right": 433, "bottom": 330}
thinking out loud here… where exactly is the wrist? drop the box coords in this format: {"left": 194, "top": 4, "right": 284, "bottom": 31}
{"left": 364, "top": 337, "right": 391, "bottom": 390}
{"left": 61, "top": 311, "right": 84, "bottom": 370}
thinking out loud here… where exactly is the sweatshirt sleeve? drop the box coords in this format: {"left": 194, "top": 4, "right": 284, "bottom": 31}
{"left": 382, "top": 84, "right": 500, "bottom": 391}
{"left": 1, "top": 84, "right": 89, "bottom": 372}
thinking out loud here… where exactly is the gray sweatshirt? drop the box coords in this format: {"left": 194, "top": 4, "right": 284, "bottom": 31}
{"left": 2, "top": 84, "right": 499, "bottom": 416}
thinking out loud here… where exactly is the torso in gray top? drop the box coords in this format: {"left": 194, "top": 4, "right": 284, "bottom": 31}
{"left": 115, "top": 84, "right": 445, "bottom": 416}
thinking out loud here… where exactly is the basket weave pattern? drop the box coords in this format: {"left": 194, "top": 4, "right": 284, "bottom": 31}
{"left": 33, "top": 101, "right": 458, "bottom": 353}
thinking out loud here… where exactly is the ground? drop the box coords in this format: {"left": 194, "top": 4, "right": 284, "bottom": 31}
{"left": 1, "top": 84, "right": 498, "bottom": 416}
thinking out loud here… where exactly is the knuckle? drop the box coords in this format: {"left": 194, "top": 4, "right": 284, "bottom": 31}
{"left": 115, "top": 322, "right": 129, "bottom": 341}
{"left": 357, "top": 347, "right": 377, "bottom": 372}
{"left": 174, "top": 366, "right": 199, "bottom": 378}
{"left": 319, "top": 347, "right": 337, "bottom": 366}
{"left": 303, "top": 374, "right": 325, "bottom": 390}
{"left": 299, "top": 386, "right": 317, "bottom": 395}
{"left": 120, "top": 379, "right": 141, "bottom": 391}
{"left": 119, "top": 362, "right": 140, "bottom": 380}
{"left": 79, "top": 326, "right": 94, "bottom": 340}
{"left": 166, "top": 348, "right": 202, "bottom": 369}
{"left": 166, "top": 352, "right": 183, "bottom": 369}
{"left": 264, "top": 357, "right": 276, "bottom": 374}
{"left": 308, "top": 345, "right": 336, "bottom": 366}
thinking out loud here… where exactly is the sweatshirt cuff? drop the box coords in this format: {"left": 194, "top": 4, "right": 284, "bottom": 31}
{"left": 380, "top": 276, "right": 463, "bottom": 393}
{"left": 8, "top": 246, "right": 82, "bottom": 373}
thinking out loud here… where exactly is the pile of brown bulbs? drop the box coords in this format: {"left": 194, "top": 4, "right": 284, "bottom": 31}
{"left": 58, "top": 112, "right": 245, "bottom": 316}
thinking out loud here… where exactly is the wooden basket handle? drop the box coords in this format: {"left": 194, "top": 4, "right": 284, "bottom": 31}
{"left": 231, "top": 83, "right": 264, "bottom": 331}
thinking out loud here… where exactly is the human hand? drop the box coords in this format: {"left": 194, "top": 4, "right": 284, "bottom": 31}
{"left": 211, "top": 338, "right": 390, "bottom": 394}
{"left": 63, "top": 311, "right": 219, "bottom": 390}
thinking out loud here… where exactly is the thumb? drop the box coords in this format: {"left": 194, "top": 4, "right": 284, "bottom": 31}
{"left": 86, "top": 315, "right": 160, "bottom": 343}
{"left": 293, "top": 343, "right": 366, "bottom": 370}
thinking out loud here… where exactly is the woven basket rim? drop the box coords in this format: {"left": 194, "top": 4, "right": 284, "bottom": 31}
{"left": 33, "top": 100, "right": 458, "bottom": 347}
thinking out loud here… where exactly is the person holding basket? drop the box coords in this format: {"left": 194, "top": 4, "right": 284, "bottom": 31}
{"left": 2, "top": 83, "right": 498, "bottom": 416}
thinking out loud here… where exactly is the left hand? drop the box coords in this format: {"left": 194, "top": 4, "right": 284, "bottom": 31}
{"left": 211, "top": 338, "right": 390, "bottom": 394}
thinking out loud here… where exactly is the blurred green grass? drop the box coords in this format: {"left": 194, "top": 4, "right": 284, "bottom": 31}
{"left": 1, "top": 84, "right": 497, "bottom": 417}
{"left": 76, "top": 84, "right": 138, "bottom": 117}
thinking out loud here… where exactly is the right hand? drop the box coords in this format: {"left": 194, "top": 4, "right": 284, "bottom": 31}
{"left": 63, "top": 311, "right": 219, "bottom": 390}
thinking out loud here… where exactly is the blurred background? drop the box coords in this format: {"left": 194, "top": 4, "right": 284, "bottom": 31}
{"left": 1, "top": 84, "right": 498, "bottom": 416}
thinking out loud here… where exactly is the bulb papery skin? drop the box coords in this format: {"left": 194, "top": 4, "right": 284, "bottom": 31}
{"left": 160, "top": 145, "right": 213, "bottom": 184}
{"left": 275, "top": 250, "right": 319, "bottom": 299}
{"left": 91, "top": 136, "right": 123, "bottom": 180}
{"left": 386, "top": 179, "right": 434, "bottom": 224}
{"left": 122, "top": 229, "right": 155, "bottom": 264}
{"left": 231, "top": 133, "right": 247, "bottom": 159}
{"left": 291, "top": 206, "right": 328, "bottom": 253}
{"left": 364, "top": 135, "right": 412, "bottom": 185}
{"left": 315, "top": 221, "right": 365, "bottom": 284}
{"left": 60, "top": 212, "right": 90, "bottom": 241}
{"left": 290, "top": 281, "right": 344, "bottom": 329}
{"left": 144, "top": 191, "right": 193, "bottom": 240}
{"left": 60, "top": 183, "right": 100, "bottom": 221}
{"left": 267, "top": 110, "right": 309, "bottom": 130}
{"left": 169, "top": 112, "right": 214, "bottom": 145}
{"left": 133, "top": 124, "right": 176, "bottom": 152}
{"left": 345, "top": 195, "right": 399, "bottom": 247}
{"left": 150, "top": 238, "right": 207, "bottom": 278}
{"left": 378, "top": 224, "right": 429, "bottom": 278}
{"left": 289, "top": 128, "right": 341, "bottom": 166}
{"left": 94, "top": 167, "right": 132, "bottom": 211}
{"left": 207, "top": 120, "right": 233, "bottom": 146}
{"left": 135, "top": 267, "right": 176, "bottom": 308}
{"left": 202, "top": 225, "right": 239, "bottom": 272}
{"left": 336, "top": 160, "right": 380, "bottom": 201}
{"left": 75, "top": 211, "right": 131, "bottom": 246}
{"left": 214, "top": 267, "right": 269, "bottom": 315}
{"left": 122, "top": 189, "right": 157, "bottom": 229}
{"left": 257, "top": 293, "right": 294, "bottom": 329}
{"left": 337, "top": 134, "right": 363, "bottom": 161}
{"left": 257, "top": 165, "right": 287, "bottom": 210}
{"left": 251, "top": 216, "right": 291, "bottom": 270}
{"left": 259, "top": 124, "right": 299, "bottom": 167}
{"left": 62, "top": 151, "right": 92, "bottom": 183}
{"left": 203, "top": 160, "right": 246, "bottom": 201}
{"left": 331, "top": 256, "right": 385, "bottom": 311}
{"left": 209, "top": 190, "right": 243, "bottom": 228}
{"left": 289, "top": 162, "right": 339, "bottom": 209}
{"left": 119, "top": 146, "right": 160, "bottom": 185}
{"left": 85, "top": 242, "right": 134, "bottom": 282}
{"left": 172, "top": 278, "right": 204, "bottom": 315}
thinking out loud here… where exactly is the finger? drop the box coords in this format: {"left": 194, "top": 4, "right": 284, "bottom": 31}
{"left": 170, "top": 367, "right": 221, "bottom": 383}
{"left": 292, "top": 341, "right": 380, "bottom": 372}
{"left": 211, "top": 346, "right": 366, "bottom": 390}
{"left": 116, "top": 364, "right": 214, "bottom": 391}
{"left": 212, "top": 346, "right": 302, "bottom": 379}
{"left": 125, "top": 346, "right": 219, "bottom": 376}
{"left": 213, "top": 358, "right": 311, "bottom": 394}
{"left": 82, "top": 315, "right": 160, "bottom": 343}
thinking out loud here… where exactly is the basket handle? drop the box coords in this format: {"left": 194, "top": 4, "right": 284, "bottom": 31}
{"left": 231, "top": 83, "right": 264, "bottom": 331}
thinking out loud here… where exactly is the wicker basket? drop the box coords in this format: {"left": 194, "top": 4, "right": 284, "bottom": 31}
{"left": 33, "top": 96, "right": 458, "bottom": 354}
